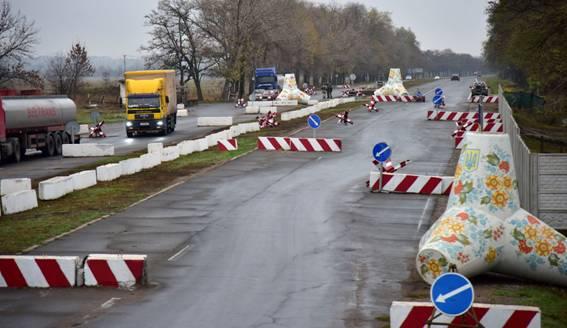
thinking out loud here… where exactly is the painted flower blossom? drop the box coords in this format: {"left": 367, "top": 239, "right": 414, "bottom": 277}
{"left": 441, "top": 234, "right": 458, "bottom": 243}
{"left": 454, "top": 180, "right": 463, "bottom": 195}
{"left": 518, "top": 240, "right": 532, "bottom": 254}
{"left": 542, "top": 227, "right": 556, "bottom": 239}
{"left": 485, "top": 175, "right": 501, "bottom": 191}
{"left": 427, "top": 259, "right": 442, "bottom": 277}
{"left": 485, "top": 247, "right": 497, "bottom": 263}
{"left": 457, "top": 252, "right": 470, "bottom": 264}
{"left": 502, "top": 176, "right": 513, "bottom": 190}
{"left": 527, "top": 215, "right": 540, "bottom": 225}
{"left": 535, "top": 240, "right": 552, "bottom": 257}
{"left": 456, "top": 212, "right": 469, "bottom": 221}
{"left": 491, "top": 190, "right": 509, "bottom": 208}
{"left": 449, "top": 222, "right": 465, "bottom": 234}
{"left": 524, "top": 225, "right": 538, "bottom": 241}
{"left": 499, "top": 160, "right": 510, "bottom": 173}
{"left": 553, "top": 241, "right": 566, "bottom": 255}
{"left": 455, "top": 164, "right": 463, "bottom": 179}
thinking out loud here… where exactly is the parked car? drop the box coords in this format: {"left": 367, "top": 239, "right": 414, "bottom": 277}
{"left": 405, "top": 75, "right": 412, "bottom": 80}
{"left": 434, "top": 76, "right": 440, "bottom": 80}
{"left": 451, "top": 74, "right": 460, "bottom": 81}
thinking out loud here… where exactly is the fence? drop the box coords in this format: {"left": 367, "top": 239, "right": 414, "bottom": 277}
{"left": 499, "top": 86, "right": 567, "bottom": 229}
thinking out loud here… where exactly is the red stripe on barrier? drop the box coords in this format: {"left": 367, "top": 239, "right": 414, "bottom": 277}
{"left": 420, "top": 177, "right": 441, "bottom": 194}
{"left": 503, "top": 310, "right": 538, "bottom": 328}
{"left": 0, "top": 258, "right": 27, "bottom": 287}
{"left": 36, "top": 259, "right": 71, "bottom": 287}
{"left": 319, "top": 139, "right": 332, "bottom": 152}
{"left": 395, "top": 175, "right": 418, "bottom": 192}
{"left": 257, "top": 139, "right": 266, "bottom": 150}
{"left": 87, "top": 259, "right": 118, "bottom": 287}
{"left": 301, "top": 139, "right": 315, "bottom": 152}
{"left": 451, "top": 307, "right": 490, "bottom": 325}
{"left": 268, "top": 138, "right": 282, "bottom": 150}
{"left": 447, "top": 112, "right": 456, "bottom": 121}
{"left": 125, "top": 260, "right": 145, "bottom": 283}
{"left": 400, "top": 306, "right": 434, "bottom": 328}
{"left": 381, "top": 173, "right": 394, "bottom": 186}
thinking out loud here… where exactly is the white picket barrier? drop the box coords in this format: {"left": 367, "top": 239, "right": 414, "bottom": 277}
{"left": 197, "top": 117, "right": 233, "bottom": 127}
{"left": 62, "top": 144, "right": 114, "bottom": 157}
{"left": 140, "top": 152, "right": 161, "bottom": 169}
{"left": 161, "top": 146, "right": 180, "bottom": 162}
{"left": 96, "top": 163, "right": 122, "bottom": 182}
{"left": 38, "top": 176, "right": 74, "bottom": 200}
{"left": 147, "top": 143, "right": 163, "bottom": 154}
{"left": 0, "top": 178, "right": 31, "bottom": 196}
{"left": 70, "top": 170, "right": 97, "bottom": 191}
{"left": 1, "top": 190, "right": 38, "bottom": 215}
{"left": 120, "top": 158, "right": 143, "bottom": 176}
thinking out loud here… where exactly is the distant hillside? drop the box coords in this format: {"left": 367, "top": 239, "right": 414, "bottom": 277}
{"left": 25, "top": 56, "right": 146, "bottom": 78}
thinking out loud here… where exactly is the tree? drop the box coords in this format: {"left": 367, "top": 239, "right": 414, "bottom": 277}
{"left": 0, "top": 1, "right": 42, "bottom": 87}
{"left": 45, "top": 43, "right": 94, "bottom": 97}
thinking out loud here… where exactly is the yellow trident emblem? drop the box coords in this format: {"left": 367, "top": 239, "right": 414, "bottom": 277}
{"left": 462, "top": 149, "right": 480, "bottom": 172}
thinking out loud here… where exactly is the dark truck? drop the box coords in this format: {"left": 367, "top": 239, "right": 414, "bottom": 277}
{"left": 470, "top": 80, "right": 489, "bottom": 96}
{"left": 253, "top": 67, "right": 279, "bottom": 101}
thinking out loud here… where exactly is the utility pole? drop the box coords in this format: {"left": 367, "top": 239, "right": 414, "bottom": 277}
{"left": 123, "top": 54, "right": 127, "bottom": 73}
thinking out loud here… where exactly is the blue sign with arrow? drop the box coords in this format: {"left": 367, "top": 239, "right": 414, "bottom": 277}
{"left": 432, "top": 94, "right": 444, "bottom": 105}
{"left": 307, "top": 114, "right": 321, "bottom": 129}
{"left": 430, "top": 272, "right": 474, "bottom": 317}
{"left": 435, "top": 87, "right": 444, "bottom": 96}
{"left": 372, "top": 142, "right": 391, "bottom": 163}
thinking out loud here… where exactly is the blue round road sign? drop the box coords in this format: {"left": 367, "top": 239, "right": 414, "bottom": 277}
{"left": 307, "top": 114, "right": 321, "bottom": 129}
{"left": 435, "top": 87, "right": 443, "bottom": 96}
{"left": 432, "top": 94, "right": 444, "bottom": 105}
{"left": 372, "top": 142, "right": 391, "bottom": 163}
{"left": 431, "top": 273, "right": 474, "bottom": 317}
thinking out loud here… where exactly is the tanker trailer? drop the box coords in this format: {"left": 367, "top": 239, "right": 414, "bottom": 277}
{"left": 0, "top": 96, "right": 80, "bottom": 163}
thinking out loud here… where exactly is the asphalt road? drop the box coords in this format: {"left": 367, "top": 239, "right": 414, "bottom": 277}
{"left": 0, "top": 78, "right": 474, "bottom": 328}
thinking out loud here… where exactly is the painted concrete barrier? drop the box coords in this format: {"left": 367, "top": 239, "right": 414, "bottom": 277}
{"left": 390, "top": 302, "right": 540, "bottom": 328}
{"left": 1, "top": 190, "right": 38, "bottom": 215}
{"left": 369, "top": 172, "right": 453, "bottom": 195}
{"left": 417, "top": 133, "right": 567, "bottom": 287}
{"left": 140, "top": 152, "right": 161, "bottom": 169}
{"left": 176, "top": 109, "right": 189, "bottom": 117}
{"left": 257, "top": 137, "right": 290, "bottom": 151}
{"left": 259, "top": 107, "right": 278, "bottom": 114}
{"left": 288, "top": 138, "right": 342, "bottom": 152}
{"left": 427, "top": 110, "right": 502, "bottom": 121}
{"left": 218, "top": 139, "right": 238, "bottom": 151}
{"left": 161, "top": 146, "right": 180, "bottom": 162}
{"left": 70, "top": 170, "right": 97, "bottom": 191}
{"left": 307, "top": 99, "right": 319, "bottom": 105}
{"left": 197, "top": 117, "right": 233, "bottom": 127}
{"left": 62, "top": 144, "right": 114, "bottom": 157}
{"left": 194, "top": 138, "right": 208, "bottom": 152}
{"left": 228, "top": 125, "right": 241, "bottom": 139}
{"left": 96, "top": 163, "right": 122, "bottom": 182}
{"left": 177, "top": 140, "right": 195, "bottom": 156}
{"left": 247, "top": 101, "right": 274, "bottom": 107}
{"left": 1, "top": 178, "right": 31, "bottom": 196}
{"left": 273, "top": 100, "right": 298, "bottom": 106}
{"left": 245, "top": 106, "right": 260, "bottom": 114}
{"left": 147, "top": 142, "right": 163, "bottom": 154}
{"left": 38, "top": 176, "right": 74, "bottom": 200}
{"left": 84, "top": 254, "right": 147, "bottom": 288}
{"left": 120, "top": 158, "right": 143, "bottom": 176}
{"left": 0, "top": 255, "right": 81, "bottom": 288}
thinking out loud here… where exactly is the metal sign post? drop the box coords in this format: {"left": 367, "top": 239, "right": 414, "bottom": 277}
{"left": 478, "top": 96, "right": 484, "bottom": 133}
{"left": 372, "top": 142, "right": 392, "bottom": 192}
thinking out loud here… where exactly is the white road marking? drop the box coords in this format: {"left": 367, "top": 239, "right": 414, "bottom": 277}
{"left": 168, "top": 244, "right": 193, "bottom": 262}
{"left": 416, "top": 197, "right": 432, "bottom": 236}
{"left": 100, "top": 297, "right": 121, "bottom": 309}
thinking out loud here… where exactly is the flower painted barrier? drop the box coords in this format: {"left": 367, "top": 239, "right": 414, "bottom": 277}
{"left": 417, "top": 133, "right": 567, "bottom": 286}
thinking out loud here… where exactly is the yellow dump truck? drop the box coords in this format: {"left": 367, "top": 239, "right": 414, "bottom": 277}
{"left": 124, "top": 70, "right": 177, "bottom": 137}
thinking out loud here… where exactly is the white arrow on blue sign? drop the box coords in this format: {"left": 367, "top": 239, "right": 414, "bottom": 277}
{"left": 372, "top": 142, "right": 391, "bottom": 163}
{"left": 307, "top": 114, "right": 321, "bottom": 129}
{"left": 430, "top": 272, "right": 474, "bottom": 317}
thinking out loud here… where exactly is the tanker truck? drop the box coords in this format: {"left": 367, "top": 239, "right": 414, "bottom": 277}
{"left": 124, "top": 70, "right": 177, "bottom": 137}
{"left": 0, "top": 96, "right": 80, "bottom": 163}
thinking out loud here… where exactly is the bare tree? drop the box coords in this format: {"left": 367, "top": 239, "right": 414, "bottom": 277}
{"left": 45, "top": 53, "right": 67, "bottom": 94}
{"left": 0, "top": 0, "right": 42, "bottom": 87}
{"left": 45, "top": 43, "right": 94, "bottom": 98}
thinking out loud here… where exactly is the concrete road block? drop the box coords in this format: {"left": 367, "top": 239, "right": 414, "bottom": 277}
{"left": 96, "top": 163, "right": 122, "bottom": 182}
{"left": 147, "top": 143, "right": 163, "bottom": 154}
{"left": 259, "top": 107, "right": 277, "bottom": 114}
{"left": 1, "top": 190, "right": 38, "bottom": 215}
{"left": 1, "top": 178, "right": 31, "bottom": 196}
{"left": 177, "top": 109, "right": 188, "bottom": 117}
{"left": 84, "top": 254, "right": 147, "bottom": 288}
{"left": 161, "top": 146, "right": 180, "bottom": 162}
{"left": 248, "top": 101, "right": 273, "bottom": 107}
{"left": 197, "top": 117, "right": 233, "bottom": 127}
{"left": 0, "top": 256, "right": 80, "bottom": 288}
{"left": 177, "top": 140, "right": 195, "bottom": 156}
{"left": 273, "top": 100, "right": 298, "bottom": 106}
{"left": 70, "top": 170, "right": 97, "bottom": 191}
{"left": 120, "top": 158, "right": 143, "bottom": 176}
{"left": 79, "top": 124, "right": 89, "bottom": 135}
{"left": 245, "top": 106, "right": 260, "bottom": 114}
{"left": 38, "top": 176, "right": 74, "bottom": 200}
{"left": 176, "top": 103, "right": 185, "bottom": 110}
{"left": 140, "top": 152, "right": 161, "bottom": 169}
{"left": 228, "top": 126, "right": 241, "bottom": 138}
{"left": 62, "top": 144, "right": 114, "bottom": 157}
{"left": 307, "top": 99, "right": 319, "bottom": 105}
{"left": 195, "top": 138, "right": 208, "bottom": 151}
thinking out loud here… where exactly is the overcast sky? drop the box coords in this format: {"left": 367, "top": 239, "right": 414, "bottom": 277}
{"left": 10, "top": 0, "right": 490, "bottom": 58}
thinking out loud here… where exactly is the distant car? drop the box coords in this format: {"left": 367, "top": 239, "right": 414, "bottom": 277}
{"left": 470, "top": 81, "right": 489, "bottom": 96}
{"left": 434, "top": 76, "right": 440, "bottom": 80}
{"left": 376, "top": 81, "right": 385, "bottom": 87}
{"left": 451, "top": 74, "right": 460, "bottom": 81}
{"left": 405, "top": 75, "right": 412, "bottom": 80}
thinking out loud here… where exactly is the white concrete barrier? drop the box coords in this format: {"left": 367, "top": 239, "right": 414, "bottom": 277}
{"left": 147, "top": 143, "right": 163, "bottom": 154}
{"left": 195, "top": 138, "right": 208, "bottom": 152}
{"left": 206, "top": 133, "right": 218, "bottom": 147}
{"left": 273, "top": 100, "right": 298, "bottom": 106}
{"left": 1, "top": 178, "right": 31, "bottom": 196}
{"left": 177, "top": 140, "right": 195, "bottom": 156}
{"left": 228, "top": 126, "right": 241, "bottom": 138}
{"left": 96, "top": 163, "right": 122, "bottom": 182}
{"left": 140, "top": 152, "right": 161, "bottom": 169}
{"left": 245, "top": 106, "right": 260, "bottom": 114}
{"left": 84, "top": 254, "right": 147, "bottom": 288}
{"left": 197, "top": 117, "right": 233, "bottom": 127}
{"left": 62, "top": 144, "right": 114, "bottom": 157}
{"left": 259, "top": 107, "right": 277, "bottom": 114}
{"left": 0, "top": 255, "right": 80, "bottom": 287}
{"left": 79, "top": 124, "right": 89, "bottom": 135}
{"left": 120, "top": 158, "right": 143, "bottom": 176}
{"left": 307, "top": 99, "right": 319, "bottom": 105}
{"left": 38, "top": 176, "right": 74, "bottom": 200}
{"left": 248, "top": 101, "right": 273, "bottom": 107}
{"left": 176, "top": 103, "right": 185, "bottom": 110}
{"left": 161, "top": 146, "right": 180, "bottom": 162}
{"left": 177, "top": 109, "right": 188, "bottom": 117}
{"left": 1, "top": 190, "right": 38, "bottom": 215}
{"left": 70, "top": 170, "right": 97, "bottom": 191}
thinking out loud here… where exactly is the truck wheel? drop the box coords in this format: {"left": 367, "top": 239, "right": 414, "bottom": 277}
{"left": 44, "top": 134, "right": 56, "bottom": 157}
{"left": 54, "top": 133, "right": 63, "bottom": 155}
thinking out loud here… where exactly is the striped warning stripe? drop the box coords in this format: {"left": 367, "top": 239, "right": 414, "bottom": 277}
{"left": 369, "top": 172, "right": 453, "bottom": 195}
{"left": 288, "top": 138, "right": 342, "bottom": 152}
{"left": 391, "top": 302, "right": 540, "bottom": 328}
{"left": 374, "top": 95, "right": 398, "bottom": 102}
{"left": 453, "top": 122, "right": 504, "bottom": 137}
{"left": 257, "top": 137, "right": 290, "bottom": 151}
{"left": 84, "top": 254, "right": 146, "bottom": 288}
{"left": 0, "top": 256, "right": 78, "bottom": 288}
{"left": 427, "top": 111, "right": 501, "bottom": 121}
{"left": 217, "top": 139, "right": 238, "bottom": 151}
{"left": 468, "top": 95, "right": 499, "bottom": 103}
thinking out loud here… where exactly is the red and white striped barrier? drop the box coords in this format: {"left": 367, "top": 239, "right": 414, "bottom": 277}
{"left": 427, "top": 110, "right": 502, "bottom": 121}
{"left": 374, "top": 95, "right": 398, "bottom": 102}
{"left": 373, "top": 159, "right": 411, "bottom": 173}
{"left": 257, "top": 137, "right": 290, "bottom": 151}
{"left": 217, "top": 139, "right": 238, "bottom": 151}
{"left": 455, "top": 136, "right": 464, "bottom": 149}
{"left": 398, "top": 95, "right": 416, "bottom": 102}
{"left": 369, "top": 172, "right": 453, "bottom": 195}
{"left": 390, "top": 302, "right": 541, "bottom": 328}
{"left": 453, "top": 122, "right": 504, "bottom": 137}
{"left": 0, "top": 256, "right": 80, "bottom": 288}
{"left": 84, "top": 254, "right": 147, "bottom": 288}
{"left": 468, "top": 95, "right": 499, "bottom": 103}
{"left": 288, "top": 138, "right": 342, "bottom": 152}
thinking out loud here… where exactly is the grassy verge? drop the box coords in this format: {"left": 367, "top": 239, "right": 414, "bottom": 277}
{"left": 484, "top": 76, "right": 520, "bottom": 93}
{"left": 0, "top": 101, "right": 366, "bottom": 254}
{"left": 405, "top": 79, "right": 434, "bottom": 89}
{"left": 77, "top": 106, "right": 125, "bottom": 124}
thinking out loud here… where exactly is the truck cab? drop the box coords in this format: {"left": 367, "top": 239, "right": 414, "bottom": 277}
{"left": 124, "top": 70, "right": 177, "bottom": 137}
{"left": 253, "top": 67, "right": 279, "bottom": 101}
